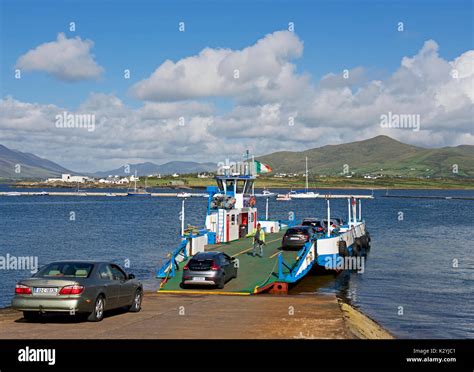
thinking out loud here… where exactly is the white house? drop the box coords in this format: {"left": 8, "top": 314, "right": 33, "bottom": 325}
{"left": 116, "top": 177, "right": 129, "bottom": 184}
{"left": 47, "top": 173, "right": 90, "bottom": 183}
{"left": 61, "top": 174, "right": 89, "bottom": 183}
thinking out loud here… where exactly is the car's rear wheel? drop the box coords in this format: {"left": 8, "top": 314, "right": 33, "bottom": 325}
{"left": 87, "top": 295, "right": 105, "bottom": 322}
{"left": 217, "top": 276, "right": 225, "bottom": 289}
{"left": 129, "top": 289, "right": 142, "bottom": 313}
{"left": 23, "top": 311, "right": 41, "bottom": 322}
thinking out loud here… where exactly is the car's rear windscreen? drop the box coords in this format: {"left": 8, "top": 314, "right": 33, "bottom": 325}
{"left": 286, "top": 228, "right": 308, "bottom": 235}
{"left": 302, "top": 220, "right": 323, "bottom": 228}
{"left": 36, "top": 263, "right": 94, "bottom": 278}
{"left": 188, "top": 259, "right": 214, "bottom": 270}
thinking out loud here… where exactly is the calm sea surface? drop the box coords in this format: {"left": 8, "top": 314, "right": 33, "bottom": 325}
{"left": 0, "top": 185, "right": 473, "bottom": 338}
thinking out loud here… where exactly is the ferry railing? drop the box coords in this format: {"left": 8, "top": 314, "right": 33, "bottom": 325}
{"left": 278, "top": 239, "right": 317, "bottom": 282}
{"left": 157, "top": 229, "right": 209, "bottom": 279}
{"left": 277, "top": 253, "right": 292, "bottom": 280}
{"left": 156, "top": 239, "right": 189, "bottom": 279}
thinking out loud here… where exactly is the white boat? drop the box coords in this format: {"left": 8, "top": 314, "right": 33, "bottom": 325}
{"left": 177, "top": 192, "right": 192, "bottom": 198}
{"left": 34, "top": 191, "right": 49, "bottom": 196}
{"left": 291, "top": 191, "right": 320, "bottom": 199}
{"left": 255, "top": 189, "right": 276, "bottom": 197}
{"left": 291, "top": 157, "right": 319, "bottom": 199}
{"left": 276, "top": 194, "right": 292, "bottom": 201}
{"left": 5, "top": 192, "right": 21, "bottom": 196}
{"left": 127, "top": 171, "right": 151, "bottom": 196}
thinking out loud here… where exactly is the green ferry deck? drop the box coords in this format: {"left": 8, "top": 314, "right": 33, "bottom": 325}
{"left": 158, "top": 231, "right": 300, "bottom": 295}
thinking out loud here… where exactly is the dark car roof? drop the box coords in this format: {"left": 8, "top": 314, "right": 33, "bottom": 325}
{"left": 192, "top": 252, "right": 223, "bottom": 259}
{"left": 287, "top": 225, "right": 313, "bottom": 230}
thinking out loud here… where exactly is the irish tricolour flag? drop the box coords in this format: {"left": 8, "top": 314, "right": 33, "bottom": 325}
{"left": 254, "top": 160, "right": 272, "bottom": 174}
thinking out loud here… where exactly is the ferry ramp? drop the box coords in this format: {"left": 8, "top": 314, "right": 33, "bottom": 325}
{"left": 158, "top": 231, "right": 299, "bottom": 295}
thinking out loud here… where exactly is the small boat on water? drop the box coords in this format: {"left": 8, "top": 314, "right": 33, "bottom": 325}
{"left": 177, "top": 192, "right": 209, "bottom": 198}
{"left": 127, "top": 171, "right": 151, "bottom": 196}
{"left": 291, "top": 157, "right": 319, "bottom": 199}
{"left": 276, "top": 194, "right": 292, "bottom": 201}
{"left": 276, "top": 190, "right": 297, "bottom": 201}
{"left": 33, "top": 191, "right": 49, "bottom": 196}
{"left": 127, "top": 189, "right": 151, "bottom": 196}
{"left": 255, "top": 189, "right": 276, "bottom": 197}
{"left": 291, "top": 191, "right": 319, "bottom": 199}
{"left": 177, "top": 192, "right": 192, "bottom": 198}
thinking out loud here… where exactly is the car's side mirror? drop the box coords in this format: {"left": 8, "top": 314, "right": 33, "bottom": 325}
{"left": 128, "top": 274, "right": 135, "bottom": 280}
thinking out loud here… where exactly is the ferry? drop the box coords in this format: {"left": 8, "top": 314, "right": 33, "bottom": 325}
{"left": 157, "top": 161, "right": 373, "bottom": 294}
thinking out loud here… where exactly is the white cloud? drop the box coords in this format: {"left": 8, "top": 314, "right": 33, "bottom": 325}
{"left": 0, "top": 94, "right": 220, "bottom": 171}
{"left": 131, "top": 30, "right": 307, "bottom": 103}
{"left": 16, "top": 33, "right": 104, "bottom": 81}
{"left": 2, "top": 35, "right": 473, "bottom": 171}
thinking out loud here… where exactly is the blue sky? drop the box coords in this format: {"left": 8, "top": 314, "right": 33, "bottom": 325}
{"left": 0, "top": 0, "right": 472, "bottom": 171}
{"left": 2, "top": 0, "right": 472, "bottom": 108}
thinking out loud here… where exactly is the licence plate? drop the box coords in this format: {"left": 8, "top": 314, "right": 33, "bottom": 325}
{"left": 290, "top": 237, "right": 300, "bottom": 240}
{"left": 192, "top": 277, "right": 205, "bottom": 282}
{"left": 34, "top": 287, "right": 58, "bottom": 294}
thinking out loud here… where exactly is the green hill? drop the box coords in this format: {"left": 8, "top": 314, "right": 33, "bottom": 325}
{"left": 257, "top": 136, "right": 474, "bottom": 178}
{"left": 0, "top": 144, "right": 72, "bottom": 179}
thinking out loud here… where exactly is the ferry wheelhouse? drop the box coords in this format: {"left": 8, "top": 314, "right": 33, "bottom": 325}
{"left": 205, "top": 175, "right": 258, "bottom": 244}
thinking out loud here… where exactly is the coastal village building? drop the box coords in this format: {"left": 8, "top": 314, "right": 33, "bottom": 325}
{"left": 47, "top": 174, "right": 91, "bottom": 183}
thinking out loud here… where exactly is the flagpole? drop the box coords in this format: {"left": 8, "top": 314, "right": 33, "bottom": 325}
{"left": 252, "top": 155, "right": 255, "bottom": 195}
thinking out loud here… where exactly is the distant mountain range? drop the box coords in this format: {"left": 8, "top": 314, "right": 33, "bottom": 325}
{"left": 1, "top": 135, "right": 473, "bottom": 179}
{"left": 91, "top": 161, "right": 217, "bottom": 178}
{"left": 257, "top": 135, "right": 474, "bottom": 178}
{"left": 0, "top": 144, "right": 72, "bottom": 179}
{"left": 0, "top": 144, "right": 217, "bottom": 179}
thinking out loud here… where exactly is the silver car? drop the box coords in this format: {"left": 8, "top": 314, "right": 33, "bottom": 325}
{"left": 181, "top": 252, "right": 238, "bottom": 289}
{"left": 12, "top": 261, "right": 143, "bottom": 322}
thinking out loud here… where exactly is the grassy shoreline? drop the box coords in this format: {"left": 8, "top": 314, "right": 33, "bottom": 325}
{"left": 6, "top": 175, "right": 474, "bottom": 190}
